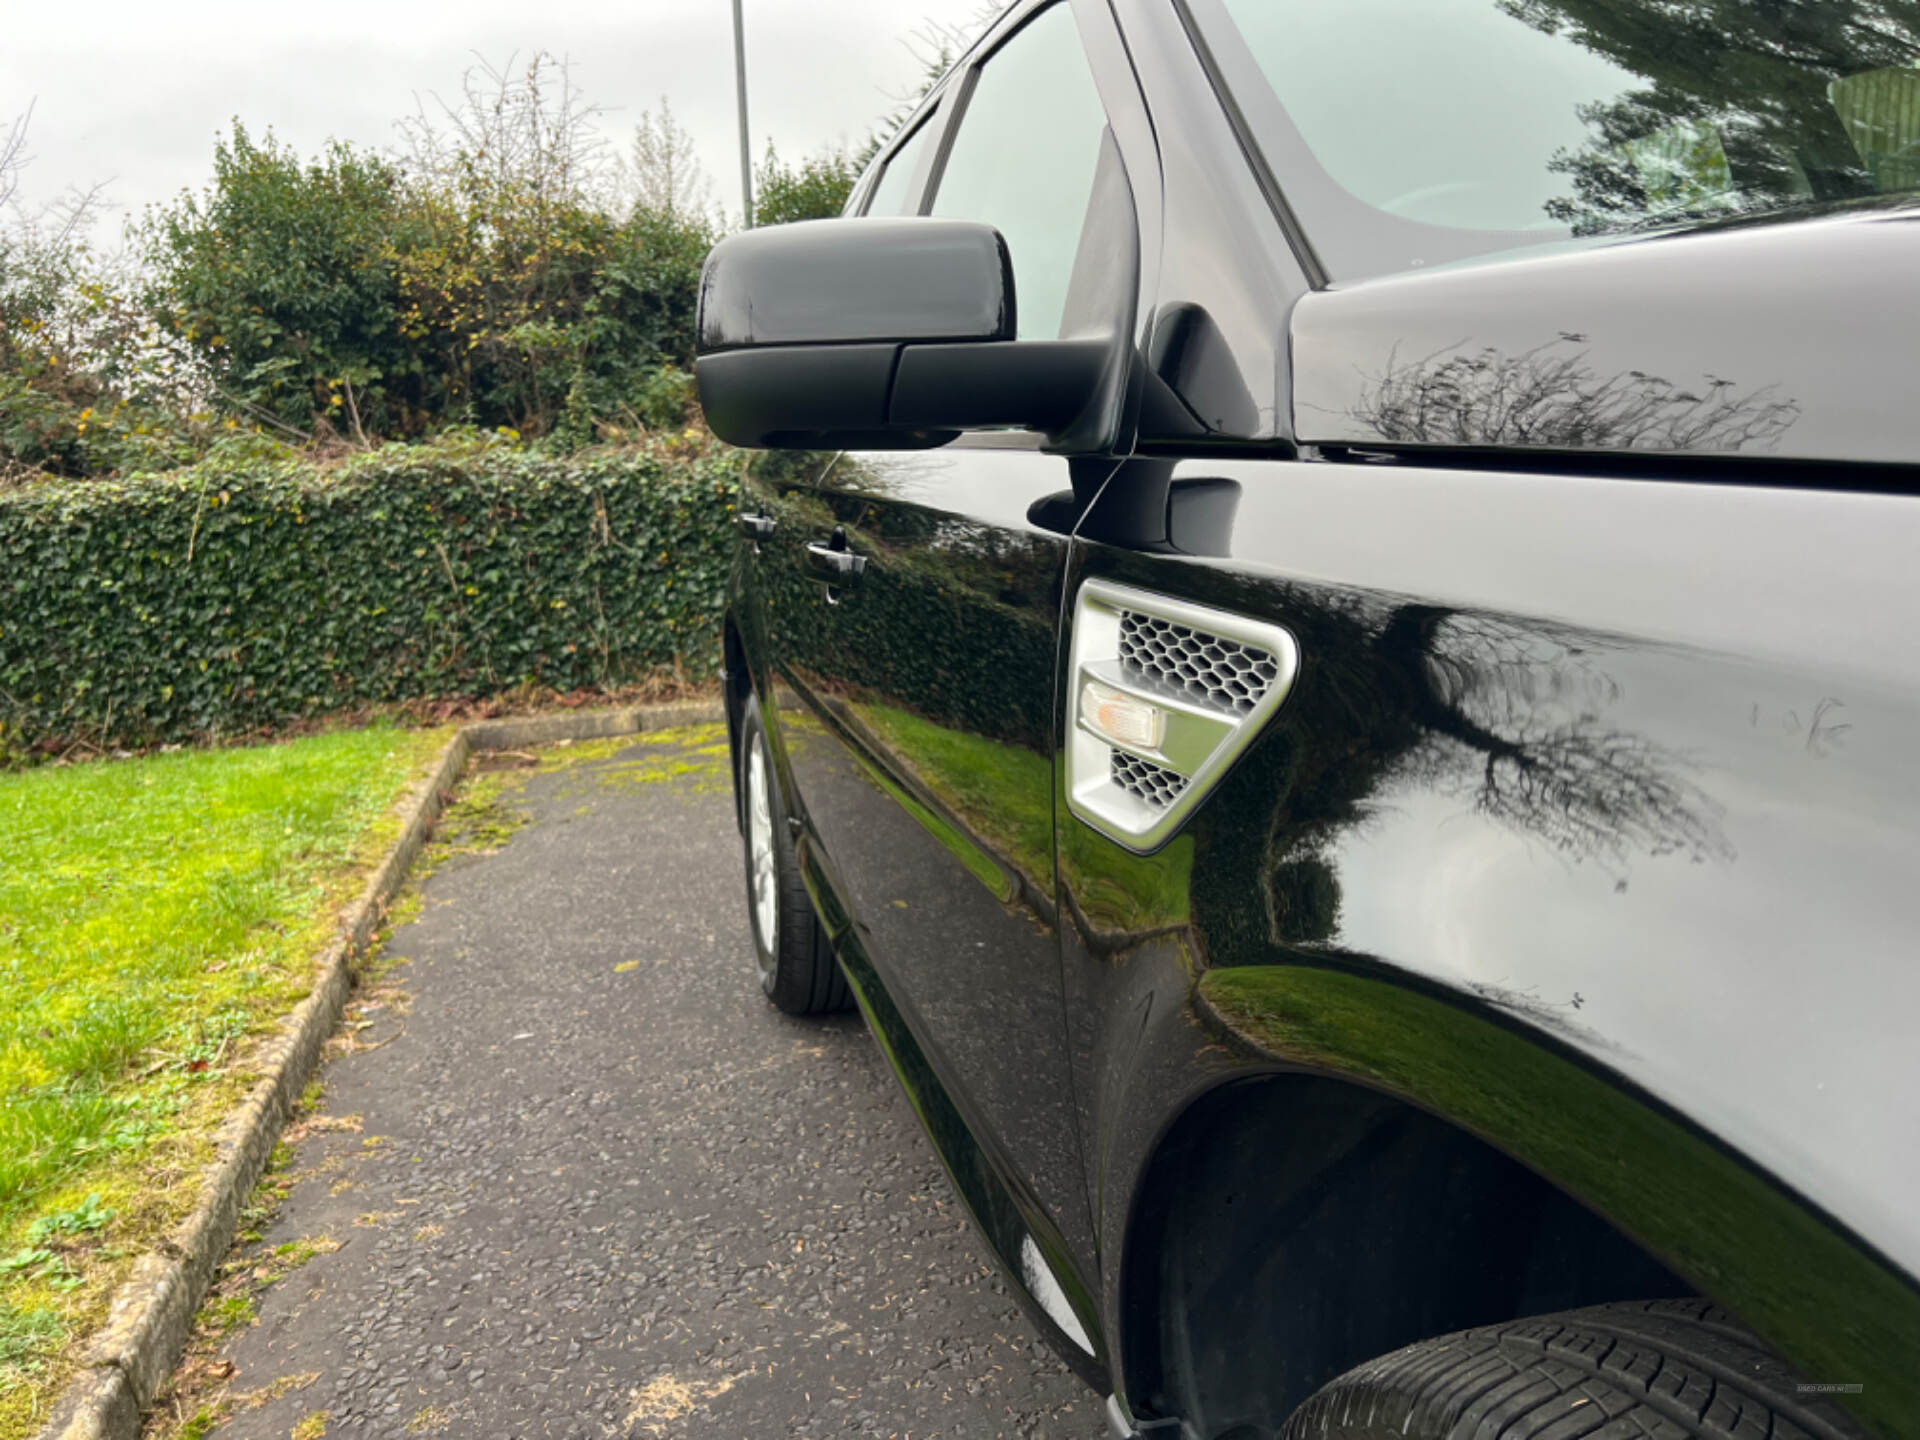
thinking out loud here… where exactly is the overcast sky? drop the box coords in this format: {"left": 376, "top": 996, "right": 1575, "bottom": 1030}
{"left": 2, "top": 0, "right": 998, "bottom": 243}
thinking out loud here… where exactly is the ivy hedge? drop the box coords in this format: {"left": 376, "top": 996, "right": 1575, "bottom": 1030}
{"left": 0, "top": 434, "right": 739, "bottom": 748}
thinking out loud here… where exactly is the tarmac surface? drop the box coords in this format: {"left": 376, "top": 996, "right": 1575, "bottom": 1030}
{"left": 179, "top": 726, "right": 1104, "bottom": 1439}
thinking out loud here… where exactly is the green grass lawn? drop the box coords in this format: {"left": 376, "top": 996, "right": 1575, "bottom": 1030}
{"left": 0, "top": 726, "right": 447, "bottom": 1433}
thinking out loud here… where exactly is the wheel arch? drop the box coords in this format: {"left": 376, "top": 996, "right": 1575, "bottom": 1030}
{"left": 1113, "top": 962, "right": 1920, "bottom": 1436}
{"left": 1115, "top": 1067, "right": 1687, "bottom": 1434}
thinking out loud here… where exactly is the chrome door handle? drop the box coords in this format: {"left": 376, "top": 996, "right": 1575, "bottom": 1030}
{"left": 805, "top": 542, "right": 867, "bottom": 587}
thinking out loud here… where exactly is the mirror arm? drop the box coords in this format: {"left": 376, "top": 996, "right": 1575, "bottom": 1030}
{"left": 889, "top": 339, "right": 1113, "bottom": 437}
{"left": 697, "top": 334, "right": 1117, "bottom": 449}
{"left": 698, "top": 344, "right": 902, "bottom": 448}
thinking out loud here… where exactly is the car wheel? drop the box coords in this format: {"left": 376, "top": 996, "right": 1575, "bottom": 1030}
{"left": 1280, "top": 1299, "right": 1863, "bottom": 1440}
{"left": 739, "top": 694, "right": 850, "bottom": 1016}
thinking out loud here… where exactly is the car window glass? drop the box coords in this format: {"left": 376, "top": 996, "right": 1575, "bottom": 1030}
{"left": 1222, "top": 0, "right": 1639, "bottom": 234}
{"left": 931, "top": 4, "right": 1108, "bottom": 340}
{"left": 1202, "top": 0, "right": 1920, "bottom": 280}
{"left": 866, "top": 116, "right": 936, "bottom": 217}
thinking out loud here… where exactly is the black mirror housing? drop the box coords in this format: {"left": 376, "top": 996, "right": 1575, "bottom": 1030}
{"left": 698, "top": 218, "right": 1015, "bottom": 352}
{"left": 694, "top": 218, "right": 1112, "bottom": 451}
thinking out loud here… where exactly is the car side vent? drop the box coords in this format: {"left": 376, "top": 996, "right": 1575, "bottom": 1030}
{"left": 1067, "top": 580, "right": 1299, "bottom": 853}
{"left": 1111, "top": 749, "right": 1188, "bottom": 809}
{"left": 1117, "top": 610, "right": 1281, "bottom": 716}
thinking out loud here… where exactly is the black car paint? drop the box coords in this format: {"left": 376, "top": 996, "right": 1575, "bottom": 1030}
{"left": 1070, "top": 462, "right": 1920, "bottom": 1430}
{"left": 1292, "top": 205, "right": 1920, "bottom": 468}
{"left": 712, "top": 1, "right": 1920, "bottom": 1435}
{"left": 742, "top": 441, "right": 1113, "bottom": 1378}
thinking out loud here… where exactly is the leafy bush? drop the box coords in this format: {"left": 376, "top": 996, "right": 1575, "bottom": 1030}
{"left": 629, "top": 363, "right": 698, "bottom": 432}
{"left": 2, "top": 153, "right": 207, "bottom": 480}
{"left": 385, "top": 177, "right": 709, "bottom": 444}
{"left": 2, "top": 20, "right": 1008, "bottom": 483}
{"left": 385, "top": 61, "right": 716, "bottom": 444}
{"left": 754, "top": 145, "right": 862, "bottom": 225}
{"left": 144, "top": 126, "right": 409, "bottom": 439}
{"left": 144, "top": 103, "right": 714, "bottom": 449}
{"left": 0, "top": 432, "right": 737, "bottom": 747}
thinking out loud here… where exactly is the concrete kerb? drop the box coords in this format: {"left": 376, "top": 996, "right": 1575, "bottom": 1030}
{"left": 33, "top": 700, "right": 727, "bottom": 1440}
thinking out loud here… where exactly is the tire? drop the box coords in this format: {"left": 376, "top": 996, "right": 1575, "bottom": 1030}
{"left": 1280, "top": 1299, "right": 1865, "bottom": 1440}
{"left": 738, "top": 695, "right": 850, "bottom": 1016}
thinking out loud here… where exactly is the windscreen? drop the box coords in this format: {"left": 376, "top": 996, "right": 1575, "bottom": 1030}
{"left": 1194, "top": 0, "right": 1920, "bottom": 279}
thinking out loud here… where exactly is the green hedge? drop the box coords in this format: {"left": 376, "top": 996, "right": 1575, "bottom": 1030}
{"left": 0, "top": 435, "right": 738, "bottom": 747}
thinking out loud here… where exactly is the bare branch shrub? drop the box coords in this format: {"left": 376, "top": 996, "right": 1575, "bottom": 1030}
{"left": 866, "top": 5, "right": 1003, "bottom": 157}
{"left": 0, "top": 102, "right": 31, "bottom": 214}
{"left": 1349, "top": 337, "right": 1801, "bottom": 454}
{"left": 622, "top": 98, "right": 713, "bottom": 222}
{"left": 399, "top": 51, "right": 613, "bottom": 210}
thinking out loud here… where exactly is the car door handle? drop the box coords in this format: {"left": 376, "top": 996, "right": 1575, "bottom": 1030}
{"left": 805, "top": 541, "right": 867, "bottom": 588}
{"left": 739, "top": 512, "right": 778, "bottom": 541}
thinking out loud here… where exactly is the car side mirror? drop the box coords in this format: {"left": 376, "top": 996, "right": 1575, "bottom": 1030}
{"left": 695, "top": 218, "right": 1114, "bottom": 450}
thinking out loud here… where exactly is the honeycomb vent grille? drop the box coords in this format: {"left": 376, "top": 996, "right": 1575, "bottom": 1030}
{"left": 1119, "top": 610, "right": 1280, "bottom": 716}
{"left": 1111, "top": 750, "right": 1189, "bottom": 809}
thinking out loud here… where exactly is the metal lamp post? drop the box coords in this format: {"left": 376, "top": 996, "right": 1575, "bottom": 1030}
{"left": 732, "top": 0, "right": 754, "bottom": 226}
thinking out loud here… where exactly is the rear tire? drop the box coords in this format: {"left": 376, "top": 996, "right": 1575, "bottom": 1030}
{"left": 1280, "top": 1299, "right": 1864, "bottom": 1440}
{"left": 739, "top": 695, "right": 850, "bottom": 1016}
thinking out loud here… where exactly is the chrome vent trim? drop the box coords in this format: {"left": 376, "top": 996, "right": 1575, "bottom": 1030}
{"left": 1067, "top": 579, "right": 1299, "bottom": 853}
{"left": 1111, "top": 749, "right": 1188, "bottom": 808}
{"left": 1118, "top": 610, "right": 1280, "bottom": 716}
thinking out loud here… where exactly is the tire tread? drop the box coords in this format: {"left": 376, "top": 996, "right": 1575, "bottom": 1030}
{"left": 1278, "top": 1301, "right": 1865, "bottom": 1440}
{"left": 740, "top": 697, "right": 852, "bottom": 1017}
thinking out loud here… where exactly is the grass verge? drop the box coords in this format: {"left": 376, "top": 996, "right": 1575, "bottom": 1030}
{"left": 0, "top": 725, "right": 448, "bottom": 1437}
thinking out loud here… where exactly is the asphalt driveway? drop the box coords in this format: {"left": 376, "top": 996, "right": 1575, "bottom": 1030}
{"left": 172, "top": 725, "right": 1102, "bottom": 1440}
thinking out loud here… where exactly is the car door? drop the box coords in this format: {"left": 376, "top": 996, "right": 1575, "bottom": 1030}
{"left": 740, "top": 0, "right": 1152, "bottom": 1367}
{"left": 1052, "top": 4, "right": 1920, "bottom": 1434}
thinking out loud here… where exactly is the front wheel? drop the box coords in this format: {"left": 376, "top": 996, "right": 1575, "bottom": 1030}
{"left": 1280, "top": 1299, "right": 1864, "bottom": 1440}
{"left": 738, "top": 695, "right": 850, "bottom": 1016}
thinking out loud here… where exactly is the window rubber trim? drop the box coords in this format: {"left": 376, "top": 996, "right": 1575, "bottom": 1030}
{"left": 1168, "top": 0, "right": 1329, "bottom": 290}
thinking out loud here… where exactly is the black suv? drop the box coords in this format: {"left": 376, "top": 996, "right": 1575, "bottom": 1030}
{"left": 699, "top": 2, "right": 1920, "bottom": 1436}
